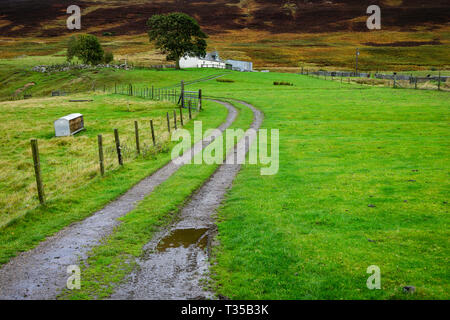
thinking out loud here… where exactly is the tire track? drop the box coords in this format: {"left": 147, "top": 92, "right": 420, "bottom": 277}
{"left": 110, "top": 99, "right": 263, "bottom": 300}
{"left": 0, "top": 100, "right": 238, "bottom": 300}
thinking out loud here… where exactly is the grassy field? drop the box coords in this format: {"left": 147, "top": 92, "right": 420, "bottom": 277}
{"left": 0, "top": 64, "right": 448, "bottom": 299}
{"left": 0, "top": 80, "right": 227, "bottom": 264}
{"left": 1, "top": 0, "right": 449, "bottom": 301}
{"left": 184, "top": 72, "right": 449, "bottom": 299}
{"left": 1, "top": 23, "right": 449, "bottom": 74}
{"left": 0, "top": 93, "right": 184, "bottom": 227}
{"left": 0, "top": 57, "right": 225, "bottom": 100}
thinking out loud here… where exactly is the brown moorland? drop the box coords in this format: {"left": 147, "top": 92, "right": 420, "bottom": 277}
{"left": 0, "top": 0, "right": 449, "bottom": 70}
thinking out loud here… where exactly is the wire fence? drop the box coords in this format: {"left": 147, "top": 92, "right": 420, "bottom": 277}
{"left": 2, "top": 79, "right": 204, "bottom": 225}
{"left": 299, "top": 69, "right": 450, "bottom": 91}
{"left": 113, "top": 82, "right": 202, "bottom": 111}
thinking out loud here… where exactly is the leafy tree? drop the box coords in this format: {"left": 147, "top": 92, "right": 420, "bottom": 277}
{"left": 147, "top": 13, "right": 208, "bottom": 69}
{"left": 103, "top": 51, "right": 114, "bottom": 64}
{"left": 66, "top": 34, "right": 104, "bottom": 65}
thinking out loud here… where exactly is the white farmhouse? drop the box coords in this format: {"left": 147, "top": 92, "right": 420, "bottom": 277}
{"left": 179, "top": 51, "right": 226, "bottom": 69}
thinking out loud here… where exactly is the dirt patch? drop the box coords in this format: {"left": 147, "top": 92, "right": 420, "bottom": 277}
{"left": 14, "top": 82, "right": 35, "bottom": 96}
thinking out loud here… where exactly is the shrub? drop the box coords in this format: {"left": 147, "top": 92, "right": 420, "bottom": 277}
{"left": 103, "top": 51, "right": 114, "bottom": 64}
{"left": 273, "top": 81, "right": 293, "bottom": 86}
{"left": 216, "top": 79, "right": 235, "bottom": 83}
{"left": 66, "top": 34, "right": 104, "bottom": 65}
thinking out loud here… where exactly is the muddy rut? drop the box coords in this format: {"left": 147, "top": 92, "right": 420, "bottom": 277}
{"left": 0, "top": 100, "right": 238, "bottom": 300}
{"left": 110, "top": 100, "right": 263, "bottom": 300}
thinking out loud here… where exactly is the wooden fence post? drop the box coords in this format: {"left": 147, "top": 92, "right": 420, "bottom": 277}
{"left": 134, "top": 121, "right": 140, "bottom": 155}
{"left": 166, "top": 112, "right": 171, "bottom": 133}
{"left": 188, "top": 101, "right": 192, "bottom": 119}
{"left": 199, "top": 89, "right": 202, "bottom": 111}
{"left": 114, "top": 128, "right": 123, "bottom": 166}
{"left": 30, "top": 139, "right": 45, "bottom": 204}
{"left": 179, "top": 107, "right": 184, "bottom": 126}
{"left": 393, "top": 74, "right": 396, "bottom": 88}
{"left": 150, "top": 120, "right": 156, "bottom": 146}
{"left": 173, "top": 110, "right": 177, "bottom": 130}
{"left": 98, "top": 134, "right": 105, "bottom": 176}
{"left": 438, "top": 69, "right": 441, "bottom": 91}
{"left": 181, "top": 81, "right": 185, "bottom": 108}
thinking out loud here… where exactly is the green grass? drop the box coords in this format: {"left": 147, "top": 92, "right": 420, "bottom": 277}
{"left": 185, "top": 72, "right": 449, "bottom": 299}
{"left": 0, "top": 94, "right": 226, "bottom": 265}
{"left": 59, "top": 100, "right": 254, "bottom": 299}
{"left": 0, "top": 63, "right": 448, "bottom": 300}
{"left": 0, "top": 60, "right": 226, "bottom": 100}
{"left": 0, "top": 93, "right": 179, "bottom": 227}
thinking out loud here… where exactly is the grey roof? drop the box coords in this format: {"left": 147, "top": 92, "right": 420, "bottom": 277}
{"left": 203, "top": 51, "right": 222, "bottom": 62}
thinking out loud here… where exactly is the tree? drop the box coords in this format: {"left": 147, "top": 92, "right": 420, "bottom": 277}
{"left": 66, "top": 34, "right": 104, "bottom": 65}
{"left": 147, "top": 13, "right": 208, "bottom": 69}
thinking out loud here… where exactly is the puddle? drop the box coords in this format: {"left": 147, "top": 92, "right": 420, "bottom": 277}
{"left": 156, "top": 228, "right": 208, "bottom": 252}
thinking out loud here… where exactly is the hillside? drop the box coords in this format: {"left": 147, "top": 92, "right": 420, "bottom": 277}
{"left": 1, "top": 0, "right": 449, "bottom": 69}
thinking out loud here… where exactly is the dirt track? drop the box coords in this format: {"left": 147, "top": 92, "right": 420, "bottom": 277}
{"left": 110, "top": 100, "right": 263, "bottom": 300}
{"left": 0, "top": 99, "right": 238, "bottom": 300}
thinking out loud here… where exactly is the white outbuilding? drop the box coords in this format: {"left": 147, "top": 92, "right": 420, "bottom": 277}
{"left": 225, "top": 59, "right": 253, "bottom": 72}
{"left": 179, "top": 51, "right": 226, "bottom": 69}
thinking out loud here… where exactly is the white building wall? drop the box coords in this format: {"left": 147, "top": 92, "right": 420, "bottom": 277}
{"left": 179, "top": 56, "right": 202, "bottom": 69}
{"left": 179, "top": 56, "right": 226, "bottom": 69}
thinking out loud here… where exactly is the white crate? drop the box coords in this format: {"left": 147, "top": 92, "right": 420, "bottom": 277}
{"left": 54, "top": 113, "right": 85, "bottom": 137}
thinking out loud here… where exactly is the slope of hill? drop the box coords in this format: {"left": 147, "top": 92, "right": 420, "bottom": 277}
{"left": 2, "top": 0, "right": 449, "bottom": 36}
{"left": 1, "top": 0, "right": 449, "bottom": 69}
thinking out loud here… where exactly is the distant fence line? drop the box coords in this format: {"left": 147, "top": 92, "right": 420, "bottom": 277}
{"left": 113, "top": 81, "right": 202, "bottom": 111}
{"left": 160, "top": 73, "right": 227, "bottom": 89}
{"left": 300, "top": 69, "right": 449, "bottom": 91}
{"left": 302, "top": 69, "right": 449, "bottom": 82}
{"left": 132, "top": 64, "right": 176, "bottom": 70}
